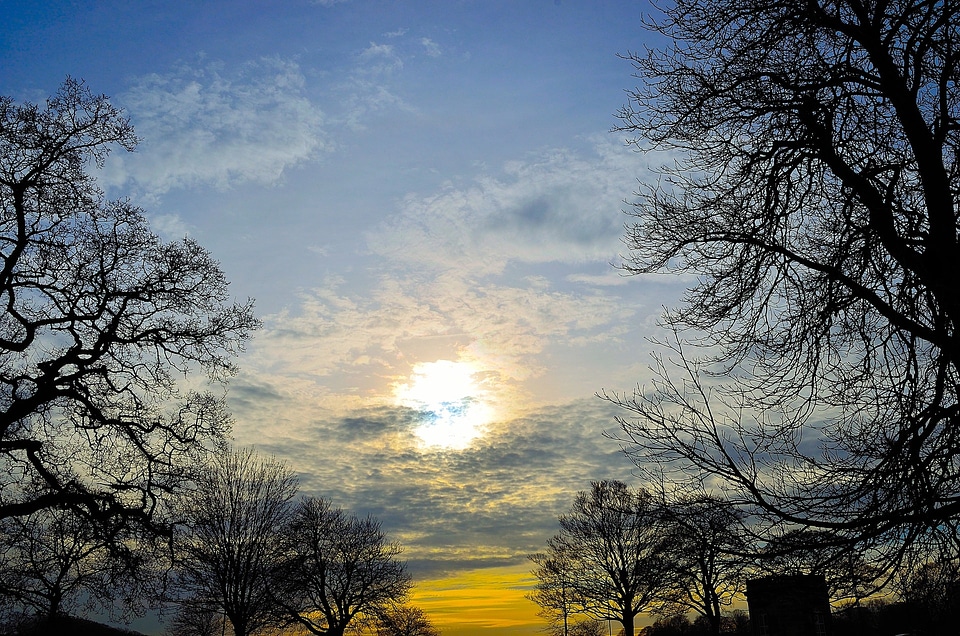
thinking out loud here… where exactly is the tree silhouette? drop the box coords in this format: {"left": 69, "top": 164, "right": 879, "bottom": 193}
{"left": 0, "top": 502, "right": 150, "bottom": 622}
{"left": 274, "top": 497, "right": 411, "bottom": 636}
{"left": 657, "top": 497, "right": 749, "bottom": 636}
{"left": 527, "top": 538, "right": 582, "bottom": 636}
{"left": 757, "top": 528, "right": 882, "bottom": 603}
{"left": 0, "top": 79, "right": 257, "bottom": 537}
{"left": 608, "top": 0, "right": 960, "bottom": 573}
{"left": 373, "top": 603, "right": 441, "bottom": 636}
{"left": 534, "top": 481, "right": 671, "bottom": 636}
{"left": 175, "top": 448, "right": 298, "bottom": 636}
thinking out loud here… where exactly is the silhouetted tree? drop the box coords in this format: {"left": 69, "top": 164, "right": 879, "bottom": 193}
{"left": 567, "top": 619, "right": 606, "bottom": 636}
{"left": 527, "top": 538, "right": 582, "bottom": 636}
{"left": 175, "top": 448, "right": 298, "bottom": 636}
{"left": 373, "top": 603, "right": 440, "bottom": 636}
{"left": 899, "top": 558, "right": 960, "bottom": 635}
{"left": 0, "top": 79, "right": 257, "bottom": 537}
{"left": 535, "top": 481, "right": 671, "bottom": 636}
{"left": 757, "top": 529, "right": 882, "bottom": 602}
{"left": 165, "top": 599, "right": 224, "bottom": 636}
{"left": 274, "top": 497, "right": 411, "bottom": 636}
{"left": 0, "top": 503, "right": 149, "bottom": 622}
{"left": 657, "top": 497, "right": 749, "bottom": 636}
{"left": 606, "top": 0, "right": 960, "bottom": 574}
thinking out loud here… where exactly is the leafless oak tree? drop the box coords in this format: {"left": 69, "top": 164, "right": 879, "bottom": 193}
{"left": 274, "top": 497, "right": 411, "bottom": 636}
{"left": 606, "top": 0, "right": 960, "bottom": 574}
{"left": 373, "top": 603, "right": 441, "bottom": 636}
{"left": 175, "top": 448, "right": 298, "bottom": 636}
{"left": 657, "top": 497, "right": 750, "bottom": 636}
{"left": 533, "top": 481, "right": 671, "bottom": 636}
{"left": 0, "top": 501, "right": 154, "bottom": 622}
{"left": 0, "top": 79, "right": 257, "bottom": 536}
{"left": 527, "top": 538, "right": 582, "bottom": 636}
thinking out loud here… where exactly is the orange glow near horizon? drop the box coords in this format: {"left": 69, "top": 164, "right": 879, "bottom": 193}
{"left": 410, "top": 564, "right": 542, "bottom": 636}
{"left": 409, "top": 564, "right": 663, "bottom": 636}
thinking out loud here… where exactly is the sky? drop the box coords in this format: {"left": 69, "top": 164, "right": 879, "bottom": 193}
{"left": 0, "top": 1, "right": 688, "bottom": 634}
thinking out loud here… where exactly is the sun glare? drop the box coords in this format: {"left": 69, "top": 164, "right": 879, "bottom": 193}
{"left": 394, "top": 360, "right": 494, "bottom": 450}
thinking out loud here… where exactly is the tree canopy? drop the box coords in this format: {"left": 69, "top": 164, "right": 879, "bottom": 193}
{"left": 608, "top": 0, "right": 960, "bottom": 574}
{"left": 532, "top": 481, "right": 671, "bottom": 636}
{"left": 0, "top": 79, "right": 258, "bottom": 533}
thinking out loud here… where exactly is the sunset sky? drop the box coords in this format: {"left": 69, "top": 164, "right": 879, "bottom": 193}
{"left": 1, "top": 1, "right": 686, "bottom": 633}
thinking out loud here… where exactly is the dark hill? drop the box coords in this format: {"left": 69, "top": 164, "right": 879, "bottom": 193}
{"left": 7, "top": 615, "right": 149, "bottom": 636}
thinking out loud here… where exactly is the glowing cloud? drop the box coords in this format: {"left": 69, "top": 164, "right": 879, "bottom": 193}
{"left": 394, "top": 360, "right": 494, "bottom": 450}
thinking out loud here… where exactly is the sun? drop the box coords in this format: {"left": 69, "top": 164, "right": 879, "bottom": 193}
{"left": 394, "top": 360, "right": 494, "bottom": 449}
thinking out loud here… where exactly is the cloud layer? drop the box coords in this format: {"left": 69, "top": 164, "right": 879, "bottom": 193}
{"left": 102, "top": 57, "right": 327, "bottom": 198}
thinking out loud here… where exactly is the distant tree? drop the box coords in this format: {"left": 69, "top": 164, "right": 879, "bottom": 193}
{"left": 175, "top": 448, "right": 298, "bottom": 636}
{"left": 567, "top": 619, "right": 606, "bottom": 636}
{"left": 165, "top": 599, "right": 224, "bottom": 636}
{"left": 606, "top": 0, "right": 960, "bottom": 575}
{"left": 899, "top": 558, "right": 960, "bottom": 635}
{"left": 640, "top": 614, "right": 693, "bottom": 636}
{"left": 274, "top": 497, "right": 411, "bottom": 636}
{"left": 0, "top": 503, "right": 145, "bottom": 621}
{"left": 535, "top": 481, "right": 671, "bottom": 636}
{"left": 373, "top": 603, "right": 440, "bottom": 636}
{"left": 657, "top": 496, "right": 749, "bottom": 636}
{"left": 757, "top": 529, "right": 881, "bottom": 602}
{"left": 0, "top": 79, "right": 257, "bottom": 536}
{"left": 527, "top": 538, "right": 582, "bottom": 636}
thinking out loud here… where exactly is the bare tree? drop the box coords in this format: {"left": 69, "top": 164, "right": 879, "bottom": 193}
{"left": 606, "top": 0, "right": 960, "bottom": 574}
{"left": 0, "top": 79, "right": 257, "bottom": 535}
{"left": 165, "top": 600, "right": 225, "bottom": 636}
{"left": 373, "top": 603, "right": 440, "bottom": 636}
{"left": 0, "top": 502, "right": 152, "bottom": 622}
{"left": 657, "top": 496, "right": 750, "bottom": 636}
{"left": 756, "top": 528, "right": 882, "bottom": 603}
{"left": 175, "top": 448, "right": 298, "bottom": 636}
{"left": 534, "top": 481, "right": 671, "bottom": 636}
{"left": 899, "top": 557, "right": 960, "bottom": 634}
{"left": 527, "top": 538, "right": 582, "bottom": 636}
{"left": 566, "top": 619, "right": 605, "bottom": 636}
{"left": 275, "top": 497, "right": 411, "bottom": 636}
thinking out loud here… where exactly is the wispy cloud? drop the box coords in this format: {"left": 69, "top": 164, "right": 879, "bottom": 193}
{"left": 101, "top": 57, "right": 327, "bottom": 198}
{"left": 421, "top": 37, "right": 442, "bottom": 58}
{"left": 358, "top": 42, "right": 404, "bottom": 74}
{"left": 370, "top": 139, "right": 643, "bottom": 276}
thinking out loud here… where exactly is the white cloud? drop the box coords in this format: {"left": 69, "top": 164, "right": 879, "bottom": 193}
{"left": 145, "top": 213, "right": 190, "bottom": 239}
{"left": 369, "top": 139, "right": 649, "bottom": 275}
{"left": 246, "top": 270, "right": 627, "bottom": 404}
{"left": 102, "top": 57, "right": 327, "bottom": 197}
{"left": 358, "top": 42, "right": 404, "bottom": 74}
{"left": 334, "top": 41, "right": 417, "bottom": 130}
{"left": 421, "top": 37, "right": 442, "bottom": 58}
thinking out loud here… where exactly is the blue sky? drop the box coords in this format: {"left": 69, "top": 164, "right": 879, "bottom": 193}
{"left": 1, "top": 1, "right": 686, "bottom": 633}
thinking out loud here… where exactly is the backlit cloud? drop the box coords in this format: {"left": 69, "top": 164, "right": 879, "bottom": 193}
{"left": 230, "top": 390, "right": 639, "bottom": 575}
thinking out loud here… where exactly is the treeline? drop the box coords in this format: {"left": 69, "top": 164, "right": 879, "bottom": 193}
{"left": 529, "top": 481, "right": 960, "bottom": 636}
{"left": 1, "top": 446, "right": 438, "bottom": 636}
